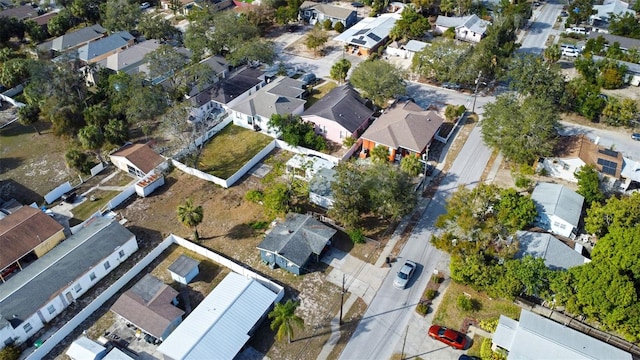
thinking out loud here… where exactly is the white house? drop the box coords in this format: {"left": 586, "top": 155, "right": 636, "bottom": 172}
{"left": 230, "top": 76, "right": 306, "bottom": 136}
{"left": 286, "top": 154, "right": 337, "bottom": 181}
{"left": 591, "top": 0, "right": 635, "bottom": 23}
{"left": 334, "top": 13, "right": 401, "bottom": 57}
{"left": 0, "top": 218, "right": 138, "bottom": 349}
{"left": 434, "top": 14, "right": 490, "bottom": 43}
{"left": 66, "top": 336, "right": 107, "bottom": 360}
{"left": 386, "top": 40, "right": 429, "bottom": 59}
{"left": 531, "top": 183, "right": 585, "bottom": 238}
{"left": 109, "top": 143, "right": 166, "bottom": 178}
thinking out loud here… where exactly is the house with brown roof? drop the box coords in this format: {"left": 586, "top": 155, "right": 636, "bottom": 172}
{"left": 111, "top": 274, "right": 184, "bottom": 341}
{"left": 109, "top": 143, "right": 166, "bottom": 178}
{"left": 0, "top": 206, "right": 65, "bottom": 281}
{"left": 359, "top": 100, "right": 444, "bottom": 162}
{"left": 542, "top": 134, "right": 624, "bottom": 182}
{"left": 0, "top": 4, "right": 39, "bottom": 20}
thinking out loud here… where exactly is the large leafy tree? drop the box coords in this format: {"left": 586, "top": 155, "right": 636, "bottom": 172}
{"left": 17, "top": 104, "right": 41, "bottom": 135}
{"left": 495, "top": 188, "right": 537, "bottom": 232}
{"left": 267, "top": 114, "right": 326, "bottom": 151}
{"left": 330, "top": 59, "right": 351, "bottom": 84}
{"left": 268, "top": 300, "right": 304, "bottom": 343}
{"left": 70, "top": 0, "right": 101, "bottom": 22}
{"left": 608, "top": 12, "right": 640, "bottom": 39}
{"left": 481, "top": 94, "right": 559, "bottom": 164}
{"left": 138, "top": 14, "right": 180, "bottom": 41}
{"left": 78, "top": 124, "right": 105, "bottom": 162}
{"left": 46, "top": 9, "right": 73, "bottom": 37}
{"left": 600, "top": 97, "right": 638, "bottom": 127}
{"left": 144, "top": 45, "right": 188, "bottom": 89}
{"left": 349, "top": 60, "right": 406, "bottom": 107}
{"left": 328, "top": 161, "right": 368, "bottom": 229}
{"left": 389, "top": 6, "right": 430, "bottom": 41}
{"left": 100, "top": 0, "right": 141, "bottom": 32}
{"left": 584, "top": 192, "right": 640, "bottom": 237}
{"left": 411, "top": 39, "right": 470, "bottom": 83}
{"left": 507, "top": 54, "right": 566, "bottom": 105}
{"left": 304, "top": 27, "right": 329, "bottom": 56}
{"left": 176, "top": 198, "right": 204, "bottom": 242}
{"left": 575, "top": 165, "right": 604, "bottom": 205}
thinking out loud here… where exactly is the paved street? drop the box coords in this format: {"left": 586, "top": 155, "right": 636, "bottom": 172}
{"left": 560, "top": 121, "right": 640, "bottom": 160}
{"left": 518, "top": 0, "right": 564, "bottom": 54}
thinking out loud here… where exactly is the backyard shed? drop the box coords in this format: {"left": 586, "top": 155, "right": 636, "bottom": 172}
{"left": 65, "top": 336, "right": 107, "bottom": 360}
{"left": 168, "top": 255, "right": 200, "bottom": 285}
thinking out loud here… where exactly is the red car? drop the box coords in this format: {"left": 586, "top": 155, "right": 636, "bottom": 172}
{"left": 428, "top": 325, "right": 468, "bottom": 350}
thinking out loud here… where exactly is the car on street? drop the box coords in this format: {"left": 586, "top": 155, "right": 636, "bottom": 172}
{"left": 300, "top": 73, "right": 317, "bottom": 87}
{"left": 351, "top": 1, "right": 364, "bottom": 7}
{"left": 632, "top": 133, "right": 640, "bottom": 141}
{"left": 560, "top": 10, "right": 568, "bottom": 16}
{"left": 393, "top": 260, "right": 416, "bottom": 289}
{"left": 428, "top": 325, "right": 468, "bottom": 350}
{"left": 442, "top": 82, "right": 461, "bottom": 90}
{"left": 140, "top": 2, "right": 150, "bottom": 9}
{"left": 562, "top": 48, "right": 580, "bottom": 57}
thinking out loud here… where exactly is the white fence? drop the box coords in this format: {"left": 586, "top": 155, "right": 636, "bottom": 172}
{"left": 44, "top": 182, "right": 73, "bottom": 204}
{"left": 342, "top": 138, "right": 363, "bottom": 161}
{"left": 172, "top": 158, "right": 229, "bottom": 187}
{"left": 174, "top": 114, "right": 232, "bottom": 159}
{"left": 27, "top": 233, "right": 284, "bottom": 359}
{"left": 435, "top": 112, "right": 468, "bottom": 144}
{"left": 89, "top": 162, "right": 105, "bottom": 177}
{"left": 100, "top": 185, "right": 136, "bottom": 214}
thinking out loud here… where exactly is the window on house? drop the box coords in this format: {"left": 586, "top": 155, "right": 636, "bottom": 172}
{"left": 47, "top": 305, "right": 55, "bottom": 315}
{"left": 89, "top": 272, "right": 96, "bottom": 281}
{"left": 118, "top": 250, "right": 125, "bottom": 258}
{"left": 23, "top": 323, "right": 32, "bottom": 333}
{"left": 339, "top": 131, "right": 344, "bottom": 139}
{"left": 104, "top": 261, "right": 111, "bottom": 270}
{"left": 74, "top": 283, "right": 82, "bottom": 293}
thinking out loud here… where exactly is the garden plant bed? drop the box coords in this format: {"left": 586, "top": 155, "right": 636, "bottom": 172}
{"left": 416, "top": 274, "right": 444, "bottom": 316}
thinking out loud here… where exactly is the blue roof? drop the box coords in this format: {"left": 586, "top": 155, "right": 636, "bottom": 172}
{"left": 77, "top": 31, "right": 133, "bottom": 62}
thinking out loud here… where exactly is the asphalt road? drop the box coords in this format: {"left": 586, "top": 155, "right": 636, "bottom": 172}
{"left": 518, "top": 0, "right": 564, "bottom": 54}
{"left": 560, "top": 121, "right": 640, "bottom": 160}
{"left": 338, "top": 84, "right": 495, "bottom": 360}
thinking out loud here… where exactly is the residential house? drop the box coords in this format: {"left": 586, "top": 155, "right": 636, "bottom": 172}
{"left": 66, "top": 336, "right": 107, "bottom": 360}
{"left": 531, "top": 183, "right": 584, "bottom": 238}
{"left": 434, "top": 14, "right": 490, "bottom": 43}
{"left": 77, "top": 31, "right": 135, "bottom": 64}
{"left": 167, "top": 255, "right": 200, "bottom": 285}
{"left": 109, "top": 143, "right": 166, "bottom": 178}
{"left": 157, "top": 272, "right": 280, "bottom": 360}
{"left": 386, "top": 40, "right": 429, "bottom": 59}
{"left": 587, "top": 33, "right": 640, "bottom": 52}
{"left": 592, "top": 54, "right": 640, "bottom": 85}
{"left": 299, "top": 1, "right": 358, "bottom": 28}
{"left": 359, "top": 100, "right": 444, "bottom": 162}
{"left": 101, "top": 39, "right": 162, "bottom": 75}
{"left": 493, "top": 309, "right": 632, "bottom": 360}
{"left": 230, "top": 76, "right": 306, "bottom": 136}
{"left": 334, "top": 13, "right": 401, "bottom": 57}
{"left": 0, "top": 4, "right": 39, "bottom": 20}
{"left": 285, "top": 154, "right": 337, "bottom": 181}
{"left": 0, "top": 218, "right": 138, "bottom": 349}
{"left": 309, "top": 167, "right": 337, "bottom": 209}
{"left": 621, "top": 157, "right": 640, "bottom": 191}
{"left": 257, "top": 213, "right": 336, "bottom": 275}
{"left": 189, "top": 67, "right": 265, "bottom": 120}
{"left": 111, "top": 274, "right": 184, "bottom": 341}
{"left": 185, "top": 55, "right": 230, "bottom": 121}
{"left": 542, "top": 134, "right": 624, "bottom": 182}
{"left": 0, "top": 206, "right": 65, "bottom": 281}
{"left": 302, "top": 84, "right": 374, "bottom": 144}
{"left": 515, "top": 231, "right": 590, "bottom": 271}
{"left": 50, "top": 24, "right": 108, "bottom": 54}
{"left": 591, "top": 0, "right": 635, "bottom": 23}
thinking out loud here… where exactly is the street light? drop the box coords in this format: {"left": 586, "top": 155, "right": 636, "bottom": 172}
{"left": 472, "top": 70, "right": 484, "bottom": 114}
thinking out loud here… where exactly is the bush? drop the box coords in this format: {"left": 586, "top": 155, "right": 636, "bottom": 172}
{"left": 342, "top": 135, "right": 356, "bottom": 147}
{"left": 445, "top": 104, "right": 459, "bottom": 121}
{"left": 444, "top": 27, "right": 456, "bottom": 39}
{"left": 0, "top": 346, "right": 20, "bottom": 360}
{"left": 480, "top": 337, "right": 507, "bottom": 360}
{"left": 457, "top": 295, "right": 480, "bottom": 312}
{"left": 249, "top": 221, "right": 269, "bottom": 230}
{"left": 348, "top": 228, "right": 366, "bottom": 243}
{"left": 334, "top": 21, "right": 345, "bottom": 33}
{"left": 424, "top": 289, "right": 437, "bottom": 300}
{"left": 479, "top": 318, "right": 500, "bottom": 332}
{"left": 245, "top": 189, "right": 264, "bottom": 203}
{"left": 514, "top": 176, "right": 532, "bottom": 189}
{"left": 323, "top": 19, "right": 333, "bottom": 30}
{"left": 457, "top": 105, "right": 466, "bottom": 117}
{"left": 416, "top": 302, "right": 429, "bottom": 316}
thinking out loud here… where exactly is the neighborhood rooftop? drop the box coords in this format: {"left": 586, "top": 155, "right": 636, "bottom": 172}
{"left": 207, "top": 67, "right": 265, "bottom": 105}
{"left": 231, "top": 76, "right": 306, "bottom": 119}
{"left": 515, "top": 231, "right": 589, "bottom": 271}
{"left": 531, "top": 183, "right": 584, "bottom": 228}
{"left": 102, "top": 39, "right": 161, "bottom": 73}
{"left": 168, "top": 255, "right": 200, "bottom": 277}
{"left": 110, "top": 143, "right": 165, "bottom": 174}
{"left": 302, "top": 84, "right": 374, "bottom": 133}
{"left": 77, "top": 31, "right": 133, "bottom": 62}
{"left": 436, "top": 14, "right": 489, "bottom": 34}
{"left": 51, "top": 24, "right": 107, "bottom": 52}
{"left": 334, "top": 13, "right": 400, "bottom": 48}
{"left": 0, "top": 218, "right": 134, "bottom": 325}
{"left": 299, "top": 1, "right": 355, "bottom": 20}
{"left": 587, "top": 33, "right": 640, "bottom": 50}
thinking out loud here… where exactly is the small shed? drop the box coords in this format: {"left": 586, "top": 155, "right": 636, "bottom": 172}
{"left": 168, "top": 255, "right": 200, "bottom": 285}
{"left": 66, "top": 336, "right": 107, "bottom": 360}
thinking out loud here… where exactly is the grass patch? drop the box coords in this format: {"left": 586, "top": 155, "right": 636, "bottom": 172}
{"left": 467, "top": 335, "right": 484, "bottom": 357}
{"left": 305, "top": 81, "right": 338, "bottom": 109}
{"left": 198, "top": 125, "right": 273, "bottom": 179}
{"left": 102, "top": 171, "right": 135, "bottom": 187}
{"left": 433, "top": 282, "right": 520, "bottom": 330}
{"left": 71, "top": 190, "right": 119, "bottom": 220}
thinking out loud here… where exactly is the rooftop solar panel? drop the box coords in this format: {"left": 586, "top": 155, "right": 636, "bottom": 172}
{"left": 367, "top": 33, "right": 382, "bottom": 42}
{"left": 597, "top": 158, "right": 617, "bottom": 176}
{"left": 598, "top": 148, "right": 619, "bottom": 158}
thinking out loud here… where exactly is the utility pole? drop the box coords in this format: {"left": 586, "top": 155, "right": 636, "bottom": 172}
{"left": 472, "top": 70, "right": 483, "bottom": 114}
{"left": 400, "top": 324, "right": 409, "bottom": 360}
{"left": 339, "top": 273, "right": 345, "bottom": 325}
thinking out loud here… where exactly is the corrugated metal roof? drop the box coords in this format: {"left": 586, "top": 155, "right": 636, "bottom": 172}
{"left": 157, "top": 272, "right": 278, "bottom": 360}
{"left": 531, "top": 183, "right": 584, "bottom": 227}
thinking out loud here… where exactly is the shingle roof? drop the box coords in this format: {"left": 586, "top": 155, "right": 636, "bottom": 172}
{"left": 0, "top": 206, "right": 64, "bottom": 270}
{"left": 208, "top": 67, "right": 265, "bottom": 105}
{"left": 77, "top": 31, "right": 133, "bottom": 63}
{"left": 168, "top": 255, "right": 199, "bottom": 277}
{"left": 0, "top": 4, "right": 38, "bottom": 20}
{"left": 555, "top": 134, "right": 623, "bottom": 178}
{"left": 111, "top": 274, "right": 184, "bottom": 339}
{"left": 360, "top": 100, "right": 444, "bottom": 153}
{"left": 334, "top": 13, "right": 400, "bottom": 49}
{"left": 0, "top": 218, "right": 135, "bottom": 325}
{"left": 531, "top": 183, "right": 584, "bottom": 228}
{"left": 435, "top": 14, "right": 490, "bottom": 35}
{"left": 187, "top": 56, "right": 230, "bottom": 98}
{"left": 31, "top": 11, "right": 57, "bottom": 26}
{"left": 105, "top": 40, "right": 161, "bottom": 72}
{"left": 299, "top": 1, "right": 355, "bottom": 20}
{"left": 515, "top": 231, "right": 589, "bottom": 270}
{"left": 51, "top": 24, "right": 107, "bottom": 52}
{"left": 302, "top": 84, "right": 374, "bottom": 133}
{"left": 587, "top": 33, "right": 640, "bottom": 51}
{"left": 231, "top": 76, "right": 306, "bottom": 118}
{"left": 110, "top": 143, "right": 165, "bottom": 174}
{"left": 257, "top": 213, "right": 336, "bottom": 267}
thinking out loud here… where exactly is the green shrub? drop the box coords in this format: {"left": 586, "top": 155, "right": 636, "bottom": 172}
{"left": 515, "top": 176, "right": 532, "bottom": 189}
{"left": 342, "top": 135, "right": 356, "bottom": 147}
{"left": 334, "top": 21, "right": 345, "bottom": 33}
{"left": 416, "top": 302, "right": 429, "bottom": 316}
{"left": 456, "top": 105, "right": 466, "bottom": 117}
{"left": 457, "top": 295, "right": 474, "bottom": 311}
{"left": 348, "top": 228, "right": 366, "bottom": 243}
{"left": 445, "top": 104, "right": 459, "bottom": 121}
{"left": 0, "top": 345, "right": 20, "bottom": 360}
{"left": 480, "top": 337, "right": 507, "bottom": 360}
{"left": 424, "top": 289, "right": 437, "bottom": 300}
{"left": 479, "top": 318, "right": 500, "bottom": 332}
{"left": 323, "top": 19, "right": 333, "bottom": 30}
{"left": 245, "top": 189, "right": 264, "bottom": 203}
{"left": 249, "top": 221, "right": 269, "bottom": 230}
{"left": 444, "top": 27, "right": 456, "bottom": 39}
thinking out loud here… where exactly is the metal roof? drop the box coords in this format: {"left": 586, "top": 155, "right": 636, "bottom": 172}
{"left": 435, "top": 14, "right": 490, "bottom": 35}
{"left": 334, "top": 13, "right": 400, "bottom": 49}
{"left": 531, "top": 183, "right": 584, "bottom": 228}
{"left": 494, "top": 310, "right": 632, "bottom": 360}
{"left": 157, "top": 272, "right": 278, "bottom": 360}
{"left": 77, "top": 31, "right": 133, "bottom": 62}
{"left": 105, "top": 40, "right": 161, "bottom": 72}
{"left": 168, "top": 254, "right": 200, "bottom": 277}
{"left": 65, "top": 336, "right": 106, "bottom": 360}
{"left": 515, "top": 231, "right": 589, "bottom": 271}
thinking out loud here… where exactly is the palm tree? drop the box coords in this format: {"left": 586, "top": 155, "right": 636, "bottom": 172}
{"left": 268, "top": 300, "right": 304, "bottom": 343}
{"left": 176, "top": 198, "right": 204, "bottom": 242}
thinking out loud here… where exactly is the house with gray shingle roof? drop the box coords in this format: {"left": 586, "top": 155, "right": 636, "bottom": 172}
{"left": 359, "top": 100, "right": 444, "bottom": 162}
{"left": 299, "top": 1, "right": 358, "bottom": 28}
{"left": 50, "top": 24, "right": 107, "bottom": 53}
{"left": 302, "top": 84, "right": 374, "bottom": 144}
{"left": 230, "top": 76, "right": 306, "bottom": 136}
{"left": 531, "top": 183, "right": 584, "bottom": 238}
{"left": 0, "top": 4, "right": 39, "bottom": 20}
{"left": 77, "top": 31, "right": 134, "bottom": 64}
{"left": 257, "top": 213, "right": 336, "bottom": 275}
{"left": 435, "top": 14, "right": 490, "bottom": 43}
{"left": 101, "top": 39, "right": 161, "bottom": 74}
{"left": 515, "top": 231, "right": 590, "bottom": 271}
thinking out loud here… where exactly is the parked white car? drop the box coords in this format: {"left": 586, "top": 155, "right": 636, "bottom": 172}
{"left": 567, "top": 27, "right": 588, "bottom": 35}
{"left": 562, "top": 48, "right": 580, "bottom": 58}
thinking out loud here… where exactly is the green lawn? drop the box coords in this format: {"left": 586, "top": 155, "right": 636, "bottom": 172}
{"left": 198, "top": 125, "right": 273, "bottom": 179}
{"left": 305, "top": 81, "right": 338, "bottom": 109}
{"left": 433, "top": 282, "right": 521, "bottom": 331}
{"left": 71, "top": 190, "right": 120, "bottom": 220}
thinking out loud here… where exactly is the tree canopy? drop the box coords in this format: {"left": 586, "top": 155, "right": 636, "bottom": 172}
{"left": 506, "top": 54, "right": 566, "bottom": 105}
{"left": 349, "top": 60, "right": 406, "bottom": 107}
{"left": 267, "top": 114, "right": 326, "bottom": 151}
{"left": 268, "top": 300, "right": 304, "bottom": 343}
{"left": 176, "top": 198, "right": 204, "bottom": 242}
{"left": 389, "top": 6, "right": 430, "bottom": 41}
{"left": 575, "top": 165, "right": 604, "bottom": 205}
{"left": 330, "top": 59, "right": 351, "bottom": 84}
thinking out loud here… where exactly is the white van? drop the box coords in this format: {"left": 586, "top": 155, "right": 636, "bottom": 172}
{"left": 568, "top": 27, "right": 588, "bottom": 35}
